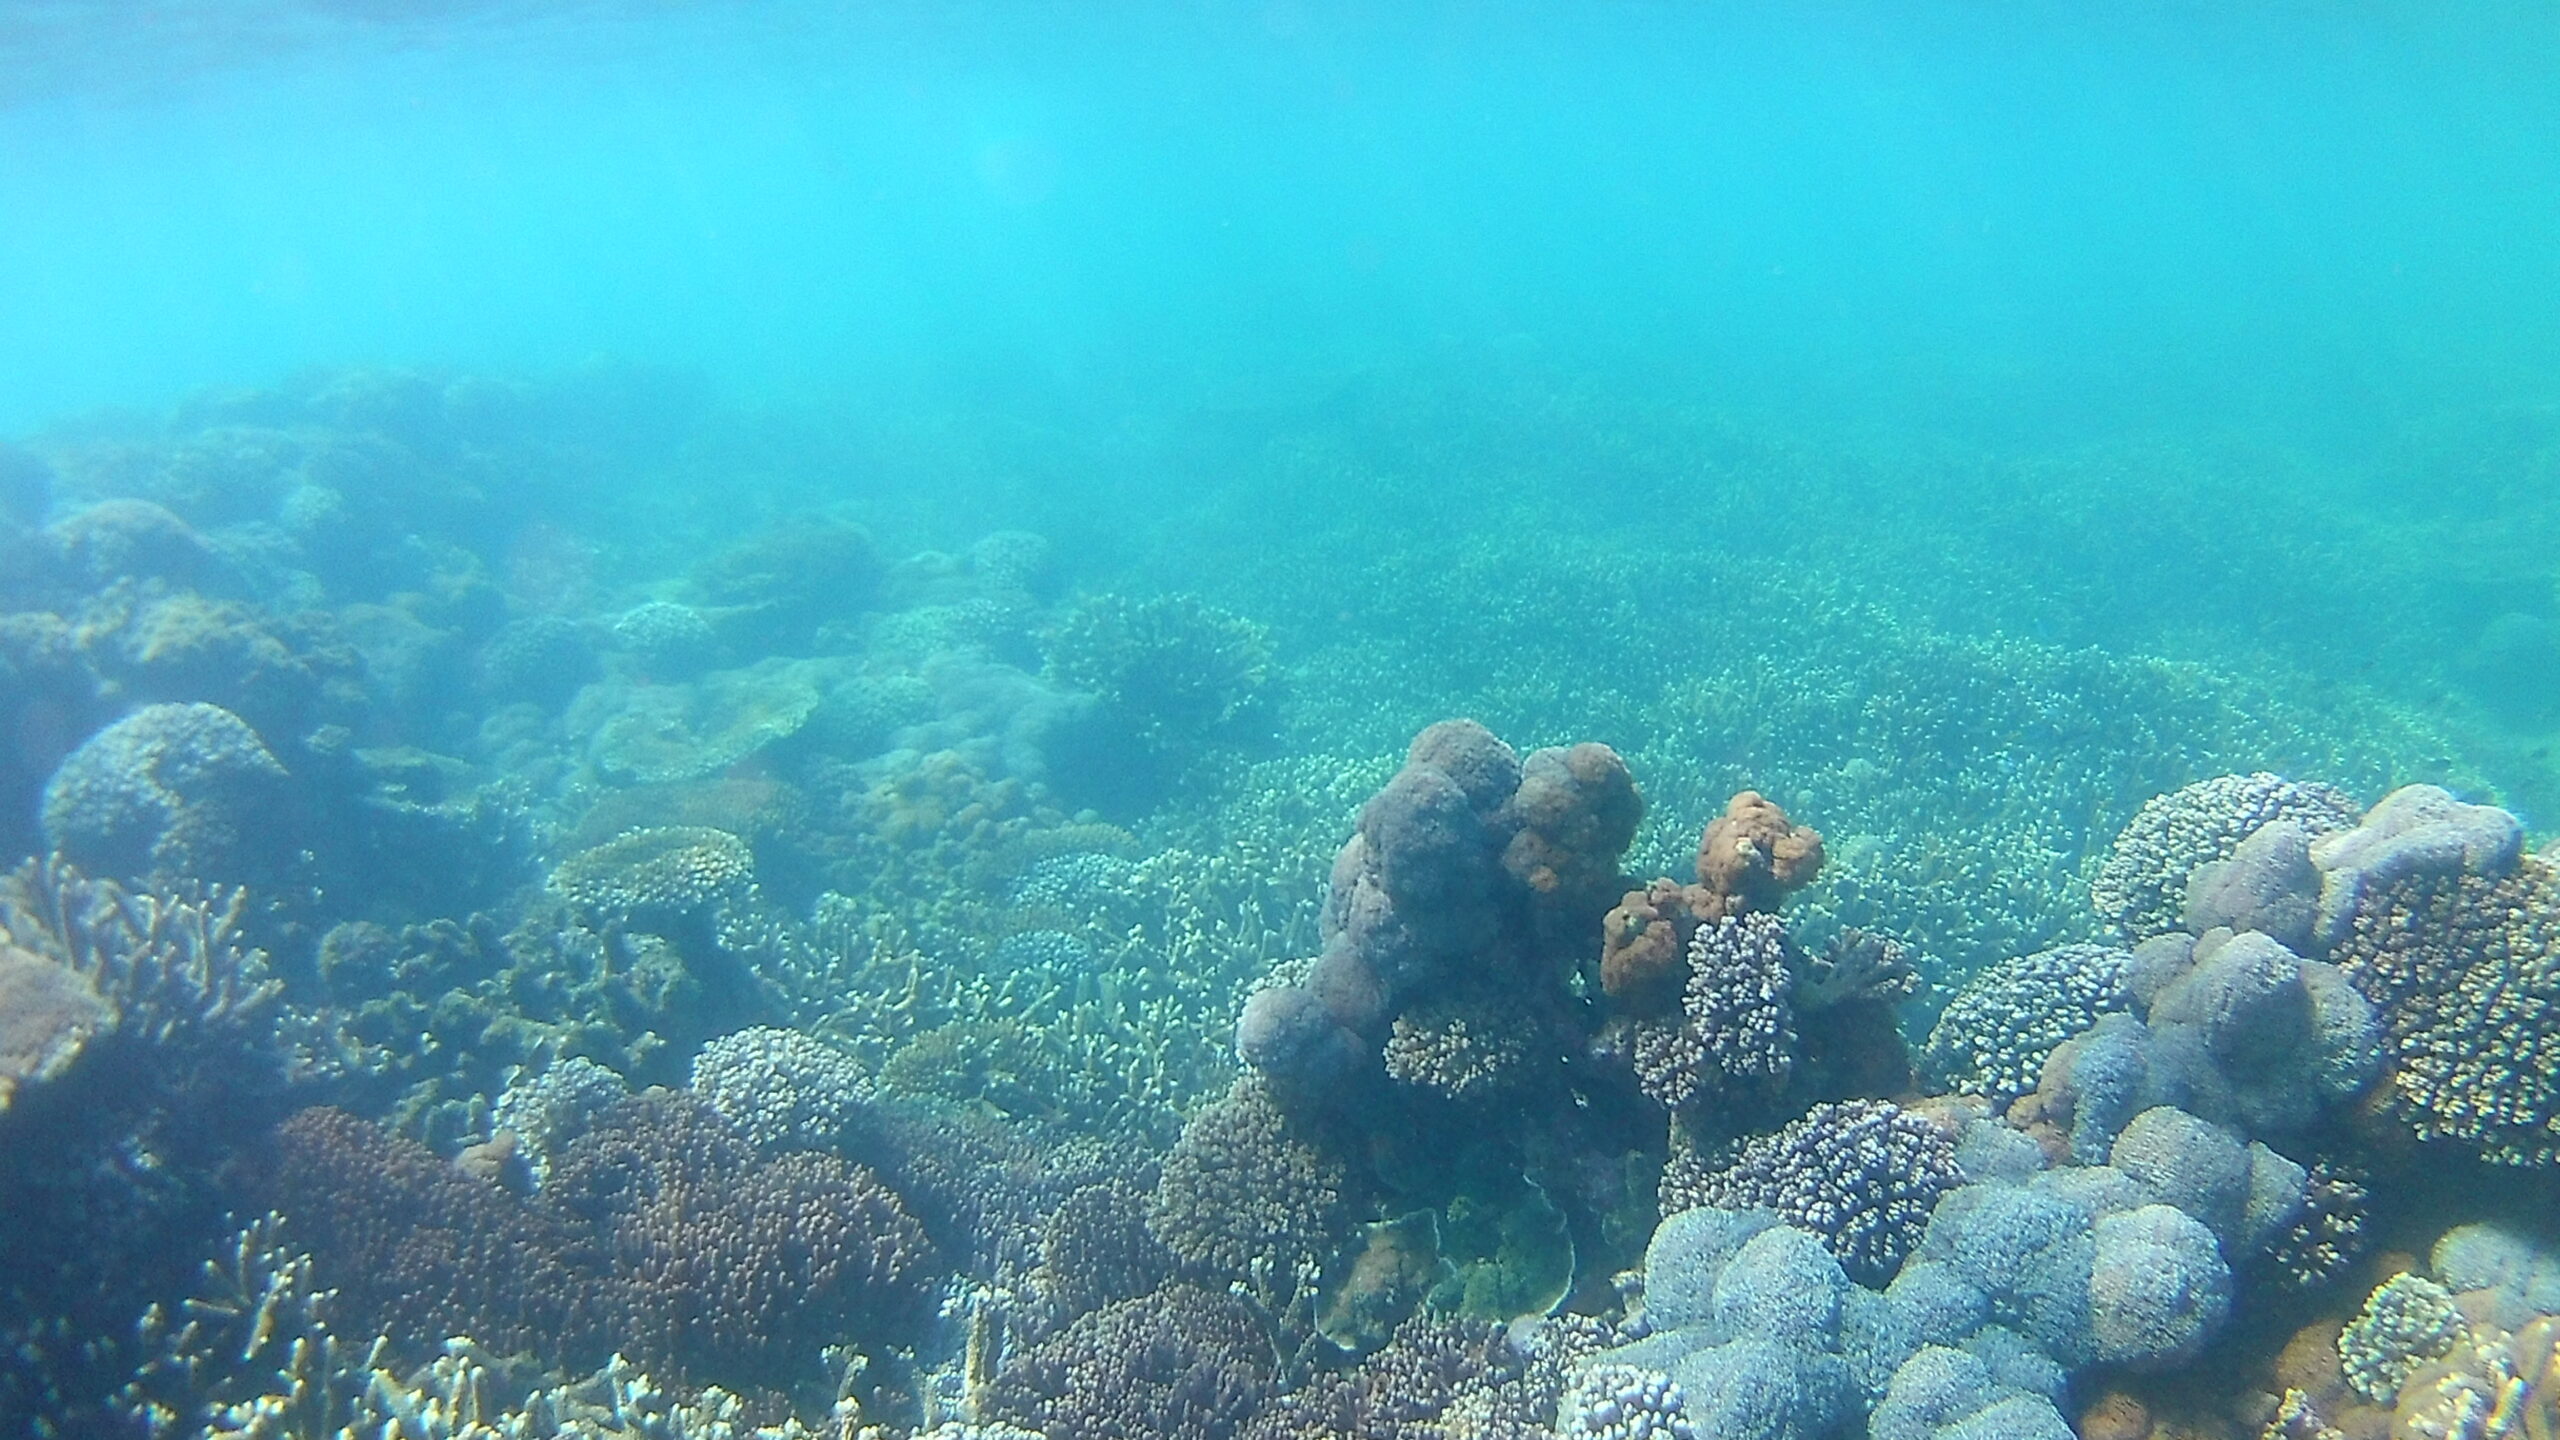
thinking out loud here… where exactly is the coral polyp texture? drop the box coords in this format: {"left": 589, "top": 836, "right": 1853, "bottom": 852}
{"left": 1920, "top": 943, "right": 2133, "bottom": 1108}
{"left": 1663, "top": 1100, "right": 1962, "bottom": 1285}
{"left": 2089, "top": 774, "right": 2360, "bottom": 943}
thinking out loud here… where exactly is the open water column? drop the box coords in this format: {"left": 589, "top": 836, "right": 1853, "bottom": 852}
{"left": 1, "top": 3, "right": 2559, "bottom": 1438}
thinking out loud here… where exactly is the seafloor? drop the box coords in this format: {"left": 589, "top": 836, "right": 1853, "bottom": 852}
{"left": 1, "top": 364, "right": 2557, "bottom": 1440}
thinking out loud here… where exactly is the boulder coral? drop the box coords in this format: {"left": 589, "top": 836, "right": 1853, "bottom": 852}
{"left": 40, "top": 702, "right": 294, "bottom": 887}
{"left": 1600, "top": 790, "right": 1824, "bottom": 1007}
{"left": 1236, "top": 719, "right": 1639, "bottom": 1101}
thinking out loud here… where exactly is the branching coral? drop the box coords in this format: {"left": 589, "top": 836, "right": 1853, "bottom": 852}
{"left": 1920, "top": 944, "right": 2132, "bottom": 1110}
{"left": 1630, "top": 914, "right": 1797, "bottom": 1115}
{"left": 2089, "top": 774, "right": 2359, "bottom": 943}
{"left": 1664, "top": 1100, "right": 1961, "bottom": 1285}
{"left": 1147, "top": 1077, "right": 1354, "bottom": 1297}
{"left": 2325, "top": 836, "right": 2560, "bottom": 1165}
{"left": 1041, "top": 591, "right": 1274, "bottom": 754}
{"left": 982, "top": 1284, "right": 1274, "bottom": 1440}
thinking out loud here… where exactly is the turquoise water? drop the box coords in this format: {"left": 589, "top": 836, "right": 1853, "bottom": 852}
{"left": 3, "top": 4, "right": 2559, "bottom": 1437}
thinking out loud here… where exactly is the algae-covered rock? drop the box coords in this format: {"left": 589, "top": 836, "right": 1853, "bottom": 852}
{"left": 584, "top": 656, "right": 835, "bottom": 784}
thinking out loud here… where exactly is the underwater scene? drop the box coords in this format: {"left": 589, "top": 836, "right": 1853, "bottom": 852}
{"left": 7, "top": 2, "right": 2560, "bottom": 1438}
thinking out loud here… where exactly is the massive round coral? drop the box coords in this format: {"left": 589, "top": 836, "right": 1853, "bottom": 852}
{"left": 40, "top": 702, "right": 294, "bottom": 887}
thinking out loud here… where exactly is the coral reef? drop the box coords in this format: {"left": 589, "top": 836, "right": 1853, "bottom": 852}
{"left": 7, "top": 357, "right": 2560, "bottom": 1440}
{"left": 981, "top": 1284, "right": 1274, "bottom": 1440}
{"left": 2090, "top": 775, "right": 2360, "bottom": 943}
{"left": 39, "top": 701, "right": 294, "bottom": 887}
{"left": 1920, "top": 943, "right": 2133, "bottom": 1108}
{"left": 1663, "top": 1100, "right": 1962, "bottom": 1285}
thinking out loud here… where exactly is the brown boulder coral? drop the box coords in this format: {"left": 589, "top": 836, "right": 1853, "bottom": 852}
{"left": 1600, "top": 790, "right": 1824, "bottom": 1006}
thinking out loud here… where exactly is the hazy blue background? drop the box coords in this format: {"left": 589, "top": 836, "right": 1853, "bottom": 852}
{"left": 8, "top": 0, "right": 2560, "bottom": 446}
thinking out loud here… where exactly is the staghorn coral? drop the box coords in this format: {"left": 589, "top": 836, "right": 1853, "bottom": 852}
{"left": 0, "top": 859, "right": 296, "bottom": 1425}
{"left": 1920, "top": 943, "right": 2133, "bottom": 1109}
{"left": 1666, "top": 1100, "right": 1962, "bottom": 1286}
{"left": 128, "top": 1216, "right": 837, "bottom": 1440}
{"left": 2340, "top": 1273, "right": 2469, "bottom": 1407}
{"left": 120, "top": 1210, "right": 388, "bottom": 1438}
{"left": 0, "top": 855, "right": 281, "bottom": 1055}
{"left": 2089, "top": 774, "right": 2360, "bottom": 943}
{"left": 982, "top": 1284, "right": 1273, "bottom": 1440}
